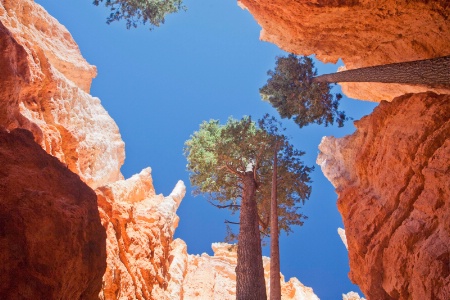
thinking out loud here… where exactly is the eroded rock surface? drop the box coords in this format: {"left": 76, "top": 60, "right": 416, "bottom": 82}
{"left": 342, "top": 291, "right": 366, "bottom": 300}
{"left": 0, "top": 0, "right": 124, "bottom": 188}
{"left": 96, "top": 168, "right": 186, "bottom": 300}
{"left": 0, "top": 128, "right": 106, "bottom": 299}
{"left": 238, "top": 0, "right": 450, "bottom": 101}
{"left": 317, "top": 92, "right": 450, "bottom": 299}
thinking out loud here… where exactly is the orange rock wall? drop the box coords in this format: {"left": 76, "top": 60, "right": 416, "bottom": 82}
{"left": 317, "top": 92, "right": 450, "bottom": 299}
{"left": 96, "top": 169, "right": 186, "bottom": 299}
{"left": 238, "top": 0, "right": 450, "bottom": 101}
{"left": 0, "top": 0, "right": 124, "bottom": 189}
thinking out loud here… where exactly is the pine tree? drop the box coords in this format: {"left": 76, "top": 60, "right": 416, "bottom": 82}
{"left": 260, "top": 54, "right": 347, "bottom": 128}
{"left": 93, "top": 0, "right": 186, "bottom": 29}
{"left": 184, "top": 115, "right": 312, "bottom": 300}
{"left": 270, "top": 135, "right": 281, "bottom": 300}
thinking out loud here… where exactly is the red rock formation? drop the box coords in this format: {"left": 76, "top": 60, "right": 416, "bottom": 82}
{"left": 238, "top": 0, "right": 450, "bottom": 101}
{"left": 0, "top": 0, "right": 124, "bottom": 188}
{"left": 317, "top": 92, "right": 450, "bottom": 299}
{"left": 0, "top": 128, "right": 106, "bottom": 299}
{"left": 96, "top": 168, "right": 186, "bottom": 299}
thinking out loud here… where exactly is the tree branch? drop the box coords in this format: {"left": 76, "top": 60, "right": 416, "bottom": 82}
{"left": 225, "top": 219, "right": 240, "bottom": 225}
{"left": 207, "top": 200, "right": 241, "bottom": 209}
{"left": 259, "top": 215, "right": 269, "bottom": 231}
{"left": 222, "top": 163, "right": 243, "bottom": 177}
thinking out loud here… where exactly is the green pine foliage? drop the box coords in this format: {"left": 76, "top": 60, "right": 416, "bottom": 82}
{"left": 93, "top": 0, "right": 186, "bottom": 29}
{"left": 184, "top": 115, "right": 313, "bottom": 240}
{"left": 260, "top": 54, "right": 348, "bottom": 128}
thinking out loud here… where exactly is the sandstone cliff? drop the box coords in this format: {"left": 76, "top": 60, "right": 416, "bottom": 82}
{"left": 0, "top": 0, "right": 124, "bottom": 189}
{"left": 96, "top": 169, "right": 186, "bottom": 300}
{"left": 238, "top": 0, "right": 450, "bottom": 101}
{"left": 317, "top": 92, "right": 450, "bottom": 299}
{"left": 0, "top": 128, "right": 106, "bottom": 299}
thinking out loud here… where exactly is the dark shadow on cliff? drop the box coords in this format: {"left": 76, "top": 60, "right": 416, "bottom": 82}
{"left": 0, "top": 128, "right": 107, "bottom": 300}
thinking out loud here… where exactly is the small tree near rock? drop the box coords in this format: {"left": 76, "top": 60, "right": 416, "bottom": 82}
{"left": 260, "top": 54, "right": 348, "bottom": 128}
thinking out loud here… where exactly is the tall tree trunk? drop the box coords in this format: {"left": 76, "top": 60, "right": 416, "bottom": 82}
{"left": 270, "top": 149, "right": 281, "bottom": 300}
{"left": 236, "top": 171, "right": 267, "bottom": 300}
{"left": 312, "top": 55, "right": 450, "bottom": 89}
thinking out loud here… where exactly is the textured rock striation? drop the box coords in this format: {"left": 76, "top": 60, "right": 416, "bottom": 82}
{"left": 96, "top": 169, "right": 186, "bottom": 299}
{"left": 317, "top": 92, "right": 450, "bottom": 299}
{"left": 342, "top": 291, "right": 366, "bottom": 300}
{"left": 0, "top": 128, "right": 106, "bottom": 299}
{"left": 0, "top": 0, "right": 124, "bottom": 189}
{"left": 182, "top": 243, "right": 320, "bottom": 300}
{"left": 238, "top": 0, "right": 450, "bottom": 101}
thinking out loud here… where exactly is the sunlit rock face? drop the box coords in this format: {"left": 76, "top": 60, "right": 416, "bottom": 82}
{"left": 342, "top": 291, "right": 366, "bottom": 300}
{"left": 238, "top": 0, "right": 450, "bottom": 101}
{"left": 0, "top": 128, "right": 106, "bottom": 299}
{"left": 182, "top": 243, "right": 320, "bottom": 300}
{"left": 0, "top": 0, "right": 124, "bottom": 188}
{"left": 96, "top": 168, "right": 186, "bottom": 300}
{"left": 317, "top": 92, "right": 450, "bottom": 299}
{"left": 338, "top": 228, "right": 348, "bottom": 250}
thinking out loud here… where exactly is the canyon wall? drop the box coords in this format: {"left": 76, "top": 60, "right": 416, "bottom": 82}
{"left": 0, "top": 0, "right": 124, "bottom": 189}
{"left": 3, "top": 0, "right": 447, "bottom": 299}
{"left": 0, "top": 0, "right": 185, "bottom": 298}
{"left": 317, "top": 92, "right": 450, "bottom": 299}
{"left": 96, "top": 169, "right": 186, "bottom": 299}
{"left": 238, "top": 0, "right": 450, "bottom": 101}
{"left": 0, "top": 0, "right": 184, "bottom": 298}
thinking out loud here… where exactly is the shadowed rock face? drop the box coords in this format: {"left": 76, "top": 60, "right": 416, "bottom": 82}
{"left": 318, "top": 92, "right": 450, "bottom": 299}
{"left": 0, "top": 128, "right": 106, "bottom": 299}
{"left": 238, "top": 0, "right": 450, "bottom": 101}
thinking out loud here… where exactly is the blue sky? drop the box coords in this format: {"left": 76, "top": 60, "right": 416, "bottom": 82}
{"left": 35, "top": 0, "right": 377, "bottom": 298}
